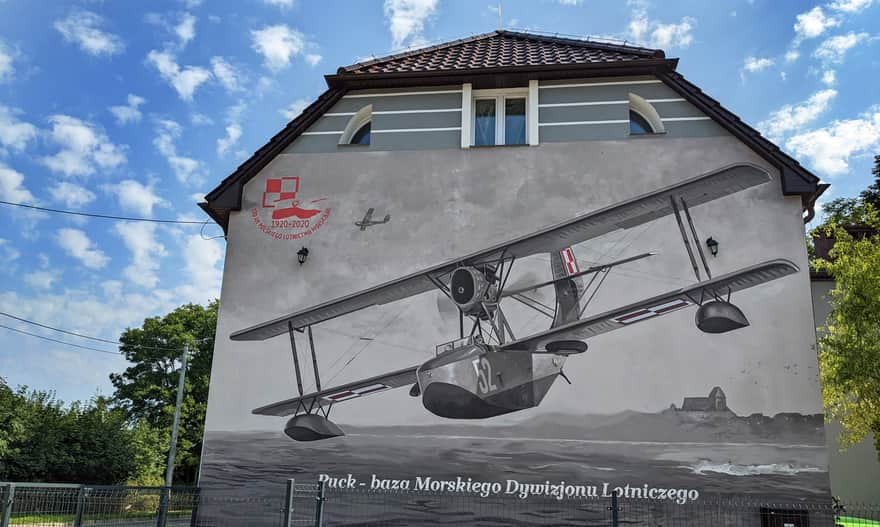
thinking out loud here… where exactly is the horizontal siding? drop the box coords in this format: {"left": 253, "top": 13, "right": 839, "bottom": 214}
{"left": 285, "top": 77, "right": 729, "bottom": 153}
{"left": 286, "top": 86, "right": 464, "bottom": 154}
{"left": 538, "top": 76, "right": 728, "bottom": 143}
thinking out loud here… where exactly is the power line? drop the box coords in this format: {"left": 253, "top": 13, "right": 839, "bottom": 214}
{"left": 0, "top": 311, "right": 207, "bottom": 352}
{"left": 0, "top": 311, "right": 119, "bottom": 344}
{"left": 0, "top": 200, "right": 210, "bottom": 225}
{"left": 0, "top": 324, "right": 121, "bottom": 356}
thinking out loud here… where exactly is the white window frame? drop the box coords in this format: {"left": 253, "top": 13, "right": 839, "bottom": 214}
{"left": 469, "top": 88, "right": 531, "bottom": 147}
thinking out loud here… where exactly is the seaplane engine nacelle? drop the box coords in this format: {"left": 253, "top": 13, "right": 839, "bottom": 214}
{"left": 450, "top": 267, "right": 496, "bottom": 316}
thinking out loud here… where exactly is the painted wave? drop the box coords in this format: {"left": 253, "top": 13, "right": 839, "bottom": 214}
{"left": 685, "top": 462, "right": 824, "bottom": 476}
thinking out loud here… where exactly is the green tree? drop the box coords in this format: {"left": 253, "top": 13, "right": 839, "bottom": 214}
{"left": 0, "top": 387, "right": 149, "bottom": 484}
{"left": 813, "top": 204, "right": 880, "bottom": 460}
{"left": 858, "top": 154, "right": 880, "bottom": 210}
{"left": 110, "top": 301, "right": 218, "bottom": 484}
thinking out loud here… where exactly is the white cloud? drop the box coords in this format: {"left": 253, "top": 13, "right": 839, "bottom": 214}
{"left": 384, "top": 0, "right": 438, "bottom": 50}
{"left": 785, "top": 106, "right": 880, "bottom": 177}
{"left": 154, "top": 119, "right": 201, "bottom": 184}
{"left": 108, "top": 94, "right": 146, "bottom": 125}
{"left": 822, "top": 69, "right": 837, "bottom": 86}
{"left": 251, "top": 25, "right": 307, "bottom": 71}
{"left": 104, "top": 179, "right": 167, "bottom": 216}
{"left": 191, "top": 113, "right": 214, "bottom": 126}
{"left": 784, "top": 50, "right": 800, "bottom": 62}
{"left": 114, "top": 222, "right": 166, "bottom": 288}
{"left": 280, "top": 98, "right": 309, "bottom": 120}
{"left": 828, "top": 0, "right": 875, "bottom": 12}
{"left": 793, "top": 6, "right": 839, "bottom": 41}
{"left": 0, "top": 239, "right": 21, "bottom": 265}
{"left": 557, "top": 0, "right": 583, "bottom": 5}
{"left": 24, "top": 270, "right": 60, "bottom": 290}
{"left": 813, "top": 31, "right": 869, "bottom": 64}
{"left": 305, "top": 53, "right": 322, "bottom": 66}
{"left": 41, "top": 115, "right": 126, "bottom": 177}
{"left": 176, "top": 234, "right": 223, "bottom": 304}
{"left": 175, "top": 13, "right": 197, "bottom": 47}
{"left": 0, "top": 164, "right": 34, "bottom": 203}
{"left": 146, "top": 50, "right": 212, "bottom": 101}
{"left": 758, "top": 89, "right": 837, "bottom": 141}
{"left": 0, "top": 105, "right": 37, "bottom": 153}
{"left": 48, "top": 181, "right": 96, "bottom": 209}
{"left": 210, "top": 56, "right": 243, "bottom": 92}
{"left": 742, "top": 56, "right": 774, "bottom": 73}
{"left": 56, "top": 228, "right": 109, "bottom": 269}
{"left": 628, "top": 7, "right": 695, "bottom": 49}
{"left": 217, "top": 123, "right": 242, "bottom": 157}
{"left": 54, "top": 10, "right": 125, "bottom": 57}
{"left": 0, "top": 40, "right": 14, "bottom": 83}
{"left": 263, "top": 0, "right": 295, "bottom": 6}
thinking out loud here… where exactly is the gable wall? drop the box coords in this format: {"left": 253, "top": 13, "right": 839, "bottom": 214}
{"left": 284, "top": 76, "right": 727, "bottom": 154}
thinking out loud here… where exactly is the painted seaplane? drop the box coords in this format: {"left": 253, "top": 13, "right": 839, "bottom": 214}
{"left": 231, "top": 164, "right": 799, "bottom": 441}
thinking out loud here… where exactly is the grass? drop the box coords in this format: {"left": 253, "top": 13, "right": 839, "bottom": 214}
{"left": 837, "top": 516, "right": 880, "bottom": 527}
{"left": 9, "top": 510, "right": 189, "bottom": 525}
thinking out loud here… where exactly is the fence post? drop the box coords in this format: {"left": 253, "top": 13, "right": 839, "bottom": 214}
{"left": 73, "top": 486, "right": 87, "bottom": 527}
{"left": 609, "top": 489, "right": 619, "bottom": 527}
{"left": 156, "top": 487, "right": 170, "bottom": 527}
{"left": 189, "top": 487, "right": 201, "bottom": 527}
{"left": 283, "top": 479, "right": 295, "bottom": 527}
{"left": 313, "top": 480, "right": 325, "bottom": 527}
{"left": 0, "top": 484, "right": 14, "bottom": 527}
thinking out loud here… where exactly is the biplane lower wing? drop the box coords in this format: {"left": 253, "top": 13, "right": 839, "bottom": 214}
{"left": 500, "top": 259, "right": 799, "bottom": 353}
{"left": 252, "top": 366, "right": 419, "bottom": 416}
{"left": 231, "top": 164, "right": 770, "bottom": 341}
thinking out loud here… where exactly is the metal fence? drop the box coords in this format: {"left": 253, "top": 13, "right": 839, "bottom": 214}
{"left": 3, "top": 481, "right": 879, "bottom": 527}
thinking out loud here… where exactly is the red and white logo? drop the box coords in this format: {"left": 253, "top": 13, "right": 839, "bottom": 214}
{"left": 560, "top": 247, "right": 579, "bottom": 276}
{"left": 250, "top": 176, "right": 331, "bottom": 240}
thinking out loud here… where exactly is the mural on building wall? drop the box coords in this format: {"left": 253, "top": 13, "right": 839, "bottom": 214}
{"left": 199, "top": 142, "right": 829, "bottom": 525}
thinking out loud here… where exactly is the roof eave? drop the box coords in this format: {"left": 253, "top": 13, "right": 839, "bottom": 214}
{"left": 325, "top": 58, "right": 678, "bottom": 89}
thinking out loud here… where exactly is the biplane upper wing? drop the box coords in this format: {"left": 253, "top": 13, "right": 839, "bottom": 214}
{"left": 499, "top": 259, "right": 799, "bottom": 353}
{"left": 231, "top": 164, "right": 769, "bottom": 341}
{"left": 252, "top": 366, "right": 419, "bottom": 416}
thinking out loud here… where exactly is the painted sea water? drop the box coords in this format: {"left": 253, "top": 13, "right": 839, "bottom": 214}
{"left": 198, "top": 423, "right": 829, "bottom": 526}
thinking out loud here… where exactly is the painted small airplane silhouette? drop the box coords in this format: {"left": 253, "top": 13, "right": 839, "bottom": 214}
{"left": 355, "top": 208, "right": 391, "bottom": 231}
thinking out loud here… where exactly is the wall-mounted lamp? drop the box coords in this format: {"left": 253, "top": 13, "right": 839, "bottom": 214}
{"left": 705, "top": 237, "right": 719, "bottom": 257}
{"left": 297, "top": 247, "right": 309, "bottom": 265}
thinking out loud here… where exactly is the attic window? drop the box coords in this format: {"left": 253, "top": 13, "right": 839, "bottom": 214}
{"left": 471, "top": 89, "right": 528, "bottom": 146}
{"left": 629, "top": 111, "right": 654, "bottom": 135}
{"left": 350, "top": 122, "right": 371, "bottom": 145}
{"left": 628, "top": 93, "right": 665, "bottom": 136}
{"left": 339, "top": 105, "right": 372, "bottom": 146}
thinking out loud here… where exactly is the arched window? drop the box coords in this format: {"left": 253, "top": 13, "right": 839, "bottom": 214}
{"left": 627, "top": 93, "right": 665, "bottom": 135}
{"left": 350, "top": 122, "right": 371, "bottom": 145}
{"left": 339, "top": 105, "right": 372, "bottom": 146}
{"left": 629, "top": 110, "right": 653, "bottom": 135}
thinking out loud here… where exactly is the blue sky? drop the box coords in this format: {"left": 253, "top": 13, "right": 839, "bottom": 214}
{"left": 0, "top": 0, "right": 878, "bottom": 404}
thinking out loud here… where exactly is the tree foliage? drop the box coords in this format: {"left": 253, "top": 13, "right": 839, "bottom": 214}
{"left": 111, "top": 301, "right": 218, "bottom": 484}
{"left": 0, "top": 384, "right": 150, "bottom": 484}
{"left": 813, "top": 204, "right": 880, "bottom": 460}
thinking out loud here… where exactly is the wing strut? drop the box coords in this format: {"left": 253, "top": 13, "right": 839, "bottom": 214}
{"left": 307, "top": 326, "right": 321, "bottom": 392}
{"left": 670, "top": 196, "right": 701, "bottom": 282}
{"left": 287, "top": 320, "right": 304, "bottom": 397}
{"left": 680, "top": 197, "right": 712, "bottom": 279}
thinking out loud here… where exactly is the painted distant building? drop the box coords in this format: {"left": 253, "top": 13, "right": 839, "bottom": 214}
{"left": 198, "top": 31, "right": 829, "bottom": 525}
{"left": 677, "top": 386, "right": 729, "bottom": 412}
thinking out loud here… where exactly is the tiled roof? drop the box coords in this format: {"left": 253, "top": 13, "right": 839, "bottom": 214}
{"left": 340, "top": 30, "right": 664, "bottom": 75}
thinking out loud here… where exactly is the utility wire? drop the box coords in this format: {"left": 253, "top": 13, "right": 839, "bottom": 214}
{"left": 0, "top": 324, "right": 121, "bottom": 356}
{"left": 0, "top": 200, "right": 209, "bottom": 225}
{"left": 0, "top": 311, "right": 209, "bottom": 352}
